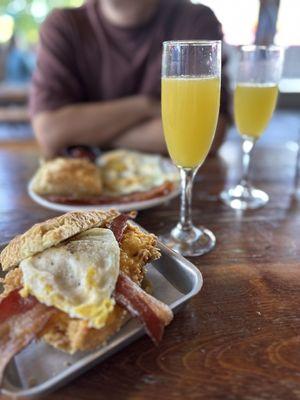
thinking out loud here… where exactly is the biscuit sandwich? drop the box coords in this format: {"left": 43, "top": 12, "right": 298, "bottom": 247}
{"left": 0, "top": 210, "right": 173, "bottom": 384}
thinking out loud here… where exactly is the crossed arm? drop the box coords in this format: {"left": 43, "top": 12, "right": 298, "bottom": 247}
{"left": 32, "top": 95, "right": 162, "bottom": 158}
{"left": 32, "top": 96, "right": 228, "bottom": 158}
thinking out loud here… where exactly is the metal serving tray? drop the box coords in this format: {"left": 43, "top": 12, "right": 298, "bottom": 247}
{"left": 0, "top": 241, "right": 203, "bottom": 399}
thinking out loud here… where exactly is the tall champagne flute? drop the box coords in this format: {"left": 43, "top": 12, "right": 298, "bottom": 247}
{"left": 221, "top": 45, "right": 284, "bottom": 210}
{"left": 161, "top": 41, "right": 221, "bottom": 256}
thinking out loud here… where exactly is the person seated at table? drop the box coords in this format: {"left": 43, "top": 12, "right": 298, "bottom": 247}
{"left": 30, "top": 0, "right": 231, "bottom": 159}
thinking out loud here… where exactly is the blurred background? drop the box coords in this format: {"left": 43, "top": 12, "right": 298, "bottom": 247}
{"left": 0, "top": 0, "right": 299, "bottom": 142}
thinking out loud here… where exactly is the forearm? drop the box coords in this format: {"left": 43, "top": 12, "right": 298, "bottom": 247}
{"left": 32, "top": 96, "right": 157, "bottom": 158}
{"left": 112, "top": 114, "right": 229, "bottom": 156}
{"left": 111, "top": 117, "right": 167, "bottom": 154}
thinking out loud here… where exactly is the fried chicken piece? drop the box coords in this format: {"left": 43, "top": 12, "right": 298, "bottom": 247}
{"left": 0, "top": 268, "right": 23, "bottom": 299}
{"left": 119, "top": 224, "right": 160, "bottom": 284}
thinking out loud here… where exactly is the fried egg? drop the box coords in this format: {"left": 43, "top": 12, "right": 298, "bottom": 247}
{"left": 19, "top": 228, "right": 120, "bottom": 329}
{"left": 98, "top": 150, "right": 179, "bottom": 195}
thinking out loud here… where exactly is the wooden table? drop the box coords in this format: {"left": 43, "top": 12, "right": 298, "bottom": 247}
{"left": 0, "top": 136, "right": 300, "bottom": 400}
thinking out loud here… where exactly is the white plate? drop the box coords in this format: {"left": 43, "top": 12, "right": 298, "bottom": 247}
{"left": 27, "top": 158, "right": 180, "bottom": 212}
{"left": 28, "top": 182, "right": 180, "bottom": 213}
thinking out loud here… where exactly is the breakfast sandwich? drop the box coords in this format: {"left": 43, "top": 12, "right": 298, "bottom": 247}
{"left": 0, "top": 210, "right": 173, "bottom": 384}
{"left": 30, "top": 149, "right": 178, "bottom": 205}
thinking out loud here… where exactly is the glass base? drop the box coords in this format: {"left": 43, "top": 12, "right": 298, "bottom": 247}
{"left": 159, "top": 224, "right": 216, "bottom": 257}
{"left": 220, "top": 184, "right": 269, "bottom": 210}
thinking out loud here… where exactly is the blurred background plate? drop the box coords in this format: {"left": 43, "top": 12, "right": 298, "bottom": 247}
{"left": 27, "top": 178, "right": 180, "bottom": 213}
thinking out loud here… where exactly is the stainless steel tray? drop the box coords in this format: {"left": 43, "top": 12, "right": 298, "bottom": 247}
{"left": 0, "top": 241, "right": 203, "bottom": 399}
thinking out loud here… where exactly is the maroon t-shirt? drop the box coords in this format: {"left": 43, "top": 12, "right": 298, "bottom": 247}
{"left": 30, "top": 0, "right": 230, "bottom": 117}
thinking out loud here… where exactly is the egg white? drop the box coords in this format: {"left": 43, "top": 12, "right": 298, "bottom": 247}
{"left": 20, "top": 228, "right": 120, "bottom": 329}
{"left": 98, "top": 150, "right": 178, "bottom": 195}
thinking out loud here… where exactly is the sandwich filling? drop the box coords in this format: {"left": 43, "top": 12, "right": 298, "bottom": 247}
{"left": 19, "top": 228, "right": 120, "bottom": 329}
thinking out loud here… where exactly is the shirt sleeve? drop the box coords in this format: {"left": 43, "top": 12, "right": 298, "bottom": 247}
{"left": 29, "top": 9, "right": 83, "bottom": 117}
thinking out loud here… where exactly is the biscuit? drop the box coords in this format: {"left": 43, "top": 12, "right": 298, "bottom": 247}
{"left": 31, "top": 158, "right": 102, "bottom": 197}
{"left": 0, "top": 210, "right": 119, "bottom": 271}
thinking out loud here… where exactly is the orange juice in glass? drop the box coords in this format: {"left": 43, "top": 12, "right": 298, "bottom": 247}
{"left": 221, "top": 45, "right": 284, "bottom": 210}
{"left": 162, "top": 76, "right": 220, "bottom": 168}
{"left": 234, "top": 83, "right": 279, "bottom": 140}
{"left": 160, "top": 41, "right": 221, "bottom": 257}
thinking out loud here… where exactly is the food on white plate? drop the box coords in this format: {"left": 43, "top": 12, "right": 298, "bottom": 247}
{"left": 30, "top": 150, "right": 179, "bottom": 205}
{"left": 0, "top": 210, "right": 173, "bottom": 385}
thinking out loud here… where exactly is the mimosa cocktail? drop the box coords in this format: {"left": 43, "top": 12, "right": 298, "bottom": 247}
{"left": 162, "top": 77, "right": 220, "bottom": 168}
{"left": 221, "top": 45, "right": 284, "bottom": 210}
{"left": 160, "top": 40, "right": 221, "bottom": 256}
{"left": 234, "top": 83, "right": 278, "bottom": 139}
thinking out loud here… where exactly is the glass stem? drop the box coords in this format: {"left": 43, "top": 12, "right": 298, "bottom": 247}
{"left": 178, "top": 167, "right": 196, "bottom": 231}
{"left": 240, "top": 138, "right": 255, "bottom": 187}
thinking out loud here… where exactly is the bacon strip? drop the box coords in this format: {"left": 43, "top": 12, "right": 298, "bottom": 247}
{"left": 110, "top": 216, "right": 173, "bottom": 344}
{"left": 43, "top": 181, "right": 175, "bottom": 205}
{"left": 0, "top": 290, "right": 55, "bottom": 385}
{"left": 114, "top": 272, "right": 173, "bottom": 345}
{"left": 108, "top": 213, "right": 136, "bottom": 243}
{"left": 0, "top": 289, "right": 37, "bottom": 324}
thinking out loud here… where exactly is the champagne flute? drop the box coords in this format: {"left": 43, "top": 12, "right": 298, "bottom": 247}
{"left": 161, "top": 41, "right": 221, "bottom": 256}
{"left": 221, "top": 45, "right": 284, "bottom": 210}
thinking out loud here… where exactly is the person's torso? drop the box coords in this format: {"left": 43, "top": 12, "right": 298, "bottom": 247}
{"left": 62, "top": 0, "right": 218, "bottom": 102}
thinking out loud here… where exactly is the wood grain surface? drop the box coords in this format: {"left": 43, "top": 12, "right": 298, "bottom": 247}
{"left": 0, "top": 136, "right": 299, "bottom": 400}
